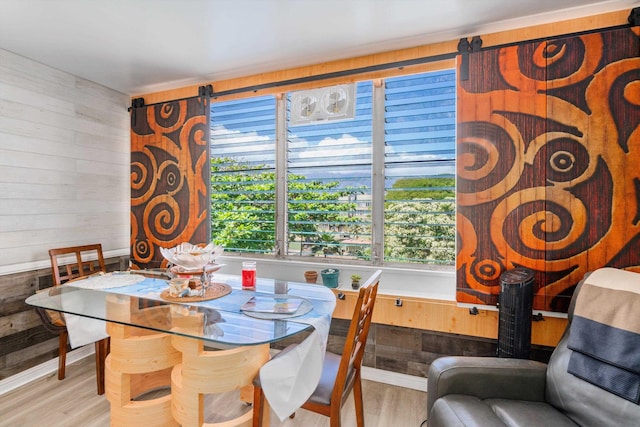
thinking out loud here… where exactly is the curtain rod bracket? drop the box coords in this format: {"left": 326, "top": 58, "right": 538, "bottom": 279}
{"left": 127, "top": 97, "right": 145, "bottom": 112}
{"left": 198, "top": 84, "right": 214, "bottom": 97}
{"left": 470, "top": 36, "right": 483, "bottom": 52}
{"left": 127, "top": 98, "right": 144, "bottom": 111}
{"left": 457, "top": 38, "right": 471, "bottom": 81}
{"left": 128, "top": 97, "right": 145, "bottom": 126}
{"left": 457, "top": 36, "right": 483, "bottom": 81}
{"left": 629, "top": 7, "right": 640, "bottom": 26}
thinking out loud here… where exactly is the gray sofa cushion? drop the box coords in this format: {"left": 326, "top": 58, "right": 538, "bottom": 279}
{"left": 486, "top": 399, "right": 577, "bottom": 427}
{"left": 430, "top": 395, "right": 579, "bottom": 427}
{"left": 430, "top": 395, "right": 508, "bottom": 427}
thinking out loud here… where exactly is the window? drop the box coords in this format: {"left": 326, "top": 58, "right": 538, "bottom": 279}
{"left": 383, "top": 71, "right": 456, "bottom": 265}
{"left": 210, "top": 96, "right": 277, "bottom": 254}
{"left": 210, "top": 69, "right": 456, "bottom": 267}
{"left": 287, "top": 82, "right": 373, "bottom": 261}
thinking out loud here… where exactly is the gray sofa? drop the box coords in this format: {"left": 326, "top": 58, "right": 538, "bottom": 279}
{"left": 427, "top": 268, "right": 640, "bottom": 426}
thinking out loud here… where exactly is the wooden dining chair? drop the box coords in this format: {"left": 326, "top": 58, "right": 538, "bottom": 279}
{"left": 252, "top": 269, "right": 381, "bottom": 427}
{"left": 34, "top": 243, "right": 110, "bottom": 395}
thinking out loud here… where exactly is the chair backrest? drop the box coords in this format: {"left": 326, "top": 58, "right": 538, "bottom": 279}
{"left": 49, "top": 244, "right": 107, "bottom": 285}
{"left": 332, "top": 269, "right": 381, "bottom": 406}
{"left": 545, "top": 268, "right": 640, "bottom": 426}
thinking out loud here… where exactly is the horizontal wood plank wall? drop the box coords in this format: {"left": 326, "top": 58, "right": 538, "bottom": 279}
{"left": 331, "top": 289, "right": 567, "bottom": 348}
{"left": 276, "top": 312, "right": 555, "bottom": 379}
{"left": 136, "top": 10, "right": 631, "bottom": 104}
{"left": 0, "top": 49, "right": 131, "bottom": 267}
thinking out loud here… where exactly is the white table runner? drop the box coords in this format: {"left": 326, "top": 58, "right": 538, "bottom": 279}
{"left": 63, "top": 273, "right": 145, "bottom": 348}
{"left": 259, "top": 314, "right": 332, "bottom": 420}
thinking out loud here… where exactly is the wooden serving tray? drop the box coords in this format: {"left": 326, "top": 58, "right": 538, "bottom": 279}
{"left": 160, "top": 282, "right": 232, "bottom": 302}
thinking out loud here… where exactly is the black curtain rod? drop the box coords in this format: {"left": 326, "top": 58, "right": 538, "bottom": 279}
{"left": 128, "top": 86, "right": 212, "bottom": 111}
{"left": 210, "top": 51, "right": 459, "bottom": 98}
{"left": 208, "top": 15, "right": 635, "bottom": 99}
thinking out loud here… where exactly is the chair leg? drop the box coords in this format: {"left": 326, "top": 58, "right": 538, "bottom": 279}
{"left": 353, "top": 372, "right": 365, "bottom": 427}
{"left": 330, "top": 409, "right": 342, "bottom": 427}
{"left": 58, "top": 330, "right": 68, "bottom": 380}
{"left": 329, "top": 398, "right": 343, "bottom": 427}
{"left": 94, "top": 338, "right": 109, "bottom": 395}
{"left": 252, "top": 385, "right": 265, "bottom": 427}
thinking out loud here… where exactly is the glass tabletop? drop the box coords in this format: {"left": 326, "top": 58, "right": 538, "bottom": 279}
{"left": 26, "top": 273, "right": 336, "bottom": 348}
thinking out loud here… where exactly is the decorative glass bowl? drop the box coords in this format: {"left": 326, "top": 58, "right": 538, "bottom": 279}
{"left": 160, "top": 242, "right": 224, "bottom": 271}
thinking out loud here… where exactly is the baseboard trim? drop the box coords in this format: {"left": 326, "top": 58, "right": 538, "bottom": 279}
{"left": 1, "top": 347, "right": 427, "bottom": 396}
{"left": 0, "top": 346, "right": 94, "bottom": 396}
{"left": 361, "top": 366, "right": 428, "bottom": 392}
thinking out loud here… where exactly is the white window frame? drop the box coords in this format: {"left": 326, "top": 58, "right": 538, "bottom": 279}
{"left": 211, "top": 71, "right": 456, "bottom": 271}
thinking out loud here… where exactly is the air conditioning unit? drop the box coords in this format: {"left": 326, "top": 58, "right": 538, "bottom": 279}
{"left": 289, "top": 84, "right": 356, "bottom": 126}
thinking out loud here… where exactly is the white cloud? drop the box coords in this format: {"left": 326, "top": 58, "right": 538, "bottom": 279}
{"left": 211, "top": 125, "right": 273, "bottom": 157}
{"left": 210, "top": 125, "right": 272, "bottom": 145}
{"left": 297, "top": 134, "right": 370, "bottom": 158}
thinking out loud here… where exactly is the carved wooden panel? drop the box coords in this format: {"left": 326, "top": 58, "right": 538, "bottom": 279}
{"left": 130, "top": 97, "right": 210, "bottom": 269}
{"left": 456, "top": 27, "right": 640, "bottom": 311}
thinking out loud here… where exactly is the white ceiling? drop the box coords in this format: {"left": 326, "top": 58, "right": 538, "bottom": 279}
{"left": 0, "top": 0, "right": 637, "bottom": 96}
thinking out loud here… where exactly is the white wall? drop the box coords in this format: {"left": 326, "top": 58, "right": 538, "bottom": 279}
{"left": 0, "top": 49, "right": 131, "bottom": 273}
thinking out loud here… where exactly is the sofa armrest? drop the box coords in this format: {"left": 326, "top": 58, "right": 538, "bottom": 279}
{"left": 427, "top": 356, "right": 548, "bottom": 416}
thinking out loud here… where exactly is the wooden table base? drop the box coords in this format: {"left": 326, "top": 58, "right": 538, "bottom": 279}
{"left": 104, "top": 298, "right": 181, "bottom": 427}
{"left": 105, "top": 322, "right": 181, "bottom": 426}
{"left": 170, "top": 311, "right": 270, "bottom": 427}
{"left": 104, "top": 297, "right": 273, "bottom": 426}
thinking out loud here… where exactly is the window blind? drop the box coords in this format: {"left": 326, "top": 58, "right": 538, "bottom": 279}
{"left": 383, "top": 70, "right": 456, "bottom": 265}
{"left": 210, "top": 95, "right": 277, "bottom": 254}
{"left": 286, "top": 82, "right": 373, "bottom": 260}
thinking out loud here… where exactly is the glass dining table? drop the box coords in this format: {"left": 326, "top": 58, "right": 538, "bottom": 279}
{"left": 26, "top": 271, "right": 337, "bottom": 427}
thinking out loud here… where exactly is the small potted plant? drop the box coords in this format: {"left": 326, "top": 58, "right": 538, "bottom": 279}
{"left": 304, "top": 270, "right": 318, "bottom": 283}
{"left": 320, "top": 268, "right": 340, "bottom": 288}
{"left": 350, "top": 274, "right": 361, "bottom": 289}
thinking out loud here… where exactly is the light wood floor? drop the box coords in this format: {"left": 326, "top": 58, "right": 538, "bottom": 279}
{"left": 0, "top": 356, "right": 428, "bottom": 427}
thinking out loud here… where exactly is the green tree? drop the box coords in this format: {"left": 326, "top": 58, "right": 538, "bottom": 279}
{"left": 382, "top": 176, "right": 456, "bottom": 264}
{"left": 210, "top": 157, "right": 275, "bottom": 253}
{"left": 287, "top": 177, "right": 358, "bottom": 247}
{"left": 211, "top": 158, "right": 455, "bottom": 263}
{"left": 211, "top": 157, "right": 357, "bottom": 255}
{"left": 386, "top": 177, "right": 455, "bottom": 201}
{"left": 384, "top": 201, "right": 455, "bottom": 264}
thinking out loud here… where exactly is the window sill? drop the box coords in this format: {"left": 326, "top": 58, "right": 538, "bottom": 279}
{"left": 217, "top": 255, "right": 456, "bottom": 300}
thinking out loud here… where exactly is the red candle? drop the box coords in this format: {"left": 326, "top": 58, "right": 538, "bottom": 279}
{"left": 242, "top": 262, "right": 256, "bottom": 290}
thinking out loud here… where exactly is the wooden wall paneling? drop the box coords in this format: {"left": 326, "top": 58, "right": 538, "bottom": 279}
{"left": 479, "top": 10, "right": 632, "bottom": 50}
{"left": 0, "top": 49, "right": 130, "bottom": 268}
{"left": 331, "top": 289, "right": 566, "bottom": 347}
{"left": 0, "top": 269, "right": 54, "bottom": 379}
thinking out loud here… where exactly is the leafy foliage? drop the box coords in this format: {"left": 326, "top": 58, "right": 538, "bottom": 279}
{"left": 386, "top": 177, "right": 455, "bottom": 201}
{"left": 211, "top": 157, "right": 356, "bottom": 254}
{"left": 384, "top": 201, "right": 456, "bottom": 264}
{"left": 211, "top": 158, "right": 455, "bottom": 264}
